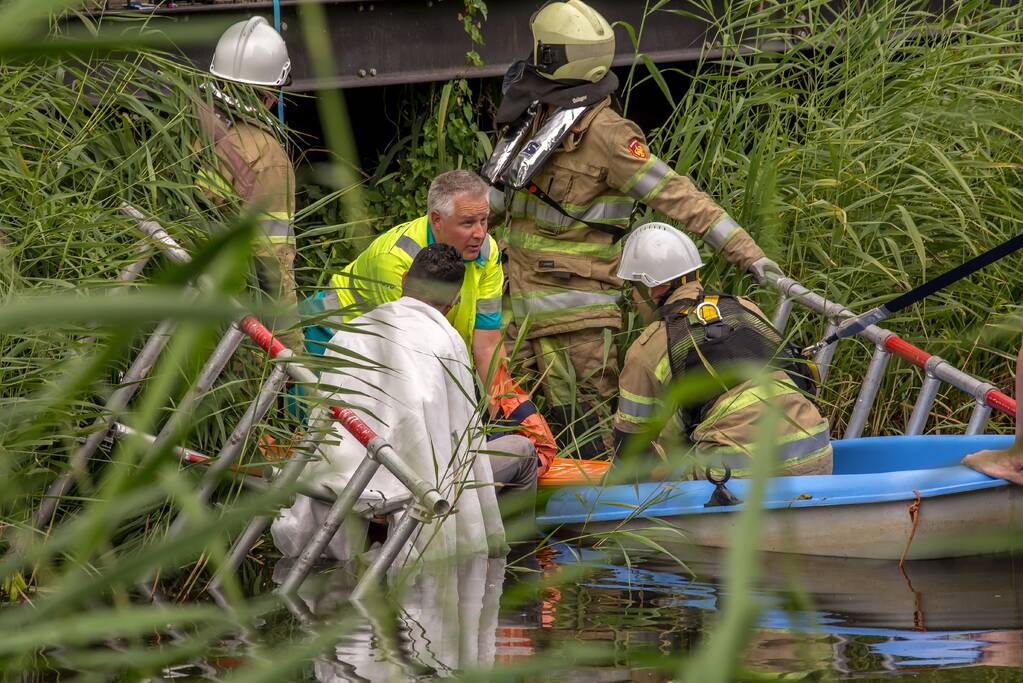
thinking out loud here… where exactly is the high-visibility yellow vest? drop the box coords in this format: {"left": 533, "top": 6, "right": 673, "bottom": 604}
{"left": 330, "top": 215, "right": 503, "bottom": 350}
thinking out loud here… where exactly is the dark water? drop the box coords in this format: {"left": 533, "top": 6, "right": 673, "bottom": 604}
{"left": 187, "top": 546, "right": 1023, "bottom": 682}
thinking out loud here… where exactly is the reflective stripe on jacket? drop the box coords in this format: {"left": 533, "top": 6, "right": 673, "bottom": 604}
{"left": 194, "top": 111, "right": 296, "bottom": 247}
{"left": 330, "top": 215, "right": 503, "bottom": 351}
{"left": 496, "top": 99, "right": 767, "bottom": 339}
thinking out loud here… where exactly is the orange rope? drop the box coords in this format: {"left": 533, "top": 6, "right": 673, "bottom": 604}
{"left": 899, "top": 488, "right": 923, "bottom": 569}
{"left": 897, "top": 488, "right": 925, "bottom": 629}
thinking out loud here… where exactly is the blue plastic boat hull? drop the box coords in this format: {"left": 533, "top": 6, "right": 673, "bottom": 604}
{"left": 537, "top": 435, "right": 1023, "bottom": 559}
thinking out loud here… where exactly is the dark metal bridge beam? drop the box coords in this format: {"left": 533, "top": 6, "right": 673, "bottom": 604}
{"left": 145, "top": 0, "right": 725, "bottom": 91}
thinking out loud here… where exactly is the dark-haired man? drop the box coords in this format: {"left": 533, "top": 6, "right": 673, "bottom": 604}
{"left": 399, "top": 244, "right": 539, "bottom": 496}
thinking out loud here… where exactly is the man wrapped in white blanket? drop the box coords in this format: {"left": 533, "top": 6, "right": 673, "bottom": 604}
{"left": 273, "top": 244, "right": 536, "bottom": 561}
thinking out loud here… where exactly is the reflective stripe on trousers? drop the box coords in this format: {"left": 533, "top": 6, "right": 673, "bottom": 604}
{"left": 701, "top": 377, "right": 802, "bottom": 425}
{"left": 511, "top": 290, "right": 622, "bottom": 318}
{"left": 699, "top": 426, "right": 831, "bottom": 471}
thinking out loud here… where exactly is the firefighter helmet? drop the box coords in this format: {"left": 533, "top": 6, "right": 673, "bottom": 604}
{"left": 210, "top": 16, "right": 292, "bottom": 88}
{"left": 617, "top": 222, "right": 703, "bottom": 287}
{"left": 529, "top": 0, "right": 615, "bottom": 83}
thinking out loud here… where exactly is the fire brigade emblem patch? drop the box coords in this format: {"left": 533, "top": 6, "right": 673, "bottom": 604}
{"left": 627, "top": 138, "right": 649, "bottom": 160}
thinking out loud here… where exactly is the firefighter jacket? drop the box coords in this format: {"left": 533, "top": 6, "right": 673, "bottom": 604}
{"left": 195, "top": 107, "right": 296, "bottom": 254}
{"left": 330, "top": 215, "right": 503, "bottom": 351}
{"left": 492, "top": 98, "right": 767, "bottom": 340}
{"left": 194, "top": 104, "right": 298, "bottom": 317}
{"left": 613, "top": 281, "right": 832, "bottom": 477}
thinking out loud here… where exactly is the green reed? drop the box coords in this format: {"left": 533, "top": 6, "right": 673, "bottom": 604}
{"left": 0, "top": 0, "right": 1021, "bottom": 680}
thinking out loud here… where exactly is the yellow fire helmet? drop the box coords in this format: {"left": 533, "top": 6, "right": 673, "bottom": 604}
{"left": 529, "top": 0, "right": 615, "bottom": 83}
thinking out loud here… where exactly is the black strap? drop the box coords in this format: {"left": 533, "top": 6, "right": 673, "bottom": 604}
{"left": 663, "top": 293, "right": 817, "bottom": 433}
{"left": 526, "top": 183, "right": 627, "bottom": 241}
{"left": 885, "top": 232, "right": 1023, "bottom": 314}
{"left": 661, "top": 294, "right": 717, "bottom": 436}
{"left": 485, "top": 399, "right": 539, "bottom": 441}
{"left": 698, "top": 293, "right": 820, "bottom": 398}
{"left": 502, "top": 399, "right": 538, "bottom": 426}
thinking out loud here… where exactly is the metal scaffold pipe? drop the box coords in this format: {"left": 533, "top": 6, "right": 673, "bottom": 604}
{"left": 763, "top": 271, "right": 1016, "bottom": 424}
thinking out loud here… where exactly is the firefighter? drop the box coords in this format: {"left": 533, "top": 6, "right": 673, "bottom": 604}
{"left": 195, "top": 16, "right": 301, "bottom": 349}
{"left": 483, "top": 0, "right": 782, "bottom": 458}
{"left": 307, "top": 170, "right": 558, "bottom": 473}
{"left": 612, "top": 222, "right": 831, "bottom": 479}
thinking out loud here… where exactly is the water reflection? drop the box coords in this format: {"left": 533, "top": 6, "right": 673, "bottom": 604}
{"left": 248, "top": 547, "right": 1023, "bottom": 681}
{"left": 548, "top": 545, "right": 1023, "bottom": 676}
{"left": 273, "top": 556, "right": 507, "bottom": 681}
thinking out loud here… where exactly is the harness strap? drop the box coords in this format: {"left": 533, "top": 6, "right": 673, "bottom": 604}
{"left": 195, "top": 103, "right": 258, "bottom": 200}
{"left": 526, "top": 183, "right": 626, "bottom": 241}
{"left": 694, "top": 295, "right": 722, "bottom": 324}
{"left": 664, "top": 292, "right": 773, "bottom": 435}
{"left": 664, "top": 292, "right": 820, "bottom": 437}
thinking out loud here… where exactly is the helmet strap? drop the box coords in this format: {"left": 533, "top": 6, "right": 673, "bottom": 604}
{"left": 200, "top": 81, "right": 280, "bottom": 132}
{"left": 656, "top": 271, "right": 699, "bottom": 308}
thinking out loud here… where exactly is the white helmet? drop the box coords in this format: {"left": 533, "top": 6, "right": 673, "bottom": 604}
{"left": 210, "top": 17, "right": 291, "bottom": 88}
{"left": 617, "top": 222, "right": 703, "bottom": 287}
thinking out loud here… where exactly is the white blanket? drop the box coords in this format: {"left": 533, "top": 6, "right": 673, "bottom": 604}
{"left": 272, "top": 297, "right": 506, "bottom": 561}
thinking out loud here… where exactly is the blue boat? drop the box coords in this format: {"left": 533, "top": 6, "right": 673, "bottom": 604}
{"left": 538, "top": 435, "right": 1023, "bottom": 559}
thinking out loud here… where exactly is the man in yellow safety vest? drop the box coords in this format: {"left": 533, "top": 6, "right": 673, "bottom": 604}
{"left": 314, "top": 170, "right": 557, "bottom": 472}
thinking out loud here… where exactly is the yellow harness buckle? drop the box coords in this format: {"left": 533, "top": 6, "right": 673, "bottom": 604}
{"left": 695, "top": 296, "right": 722, "bottom": 325}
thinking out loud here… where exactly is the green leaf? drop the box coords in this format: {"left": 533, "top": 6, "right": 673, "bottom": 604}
{"left": 896, "top": 203, "right": 929, "bottom": 278}
{"left": 640, "top": 53, "right": 676, "bottom": 108}
{"left": 437, "top": 81, "right": 453, "bottom": 169}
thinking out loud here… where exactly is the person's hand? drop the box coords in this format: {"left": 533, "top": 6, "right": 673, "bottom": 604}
{"left": 749, "top": 256, "right": 783, "bottom": 284}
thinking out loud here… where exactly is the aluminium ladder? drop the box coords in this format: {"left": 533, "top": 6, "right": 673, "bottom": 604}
{"left": 766, "top": 272, "right": 1016, "bottom": 437}
{"left": 30, "top": 205, "right": 452, "bottom": 598}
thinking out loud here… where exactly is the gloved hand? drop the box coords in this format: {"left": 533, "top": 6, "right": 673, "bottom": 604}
{"left": 749, "top": 256, "right": 784, "bottom": 284}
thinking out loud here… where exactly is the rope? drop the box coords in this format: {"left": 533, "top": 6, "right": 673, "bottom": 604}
{"left": 897, "top": 488, "right": 925, "bottom": 629}
{"left": 898, "top": 488, "right": 923, "bottom": 569}
{"left": 273, "top": 0, "right": 285, "bottom": 125}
